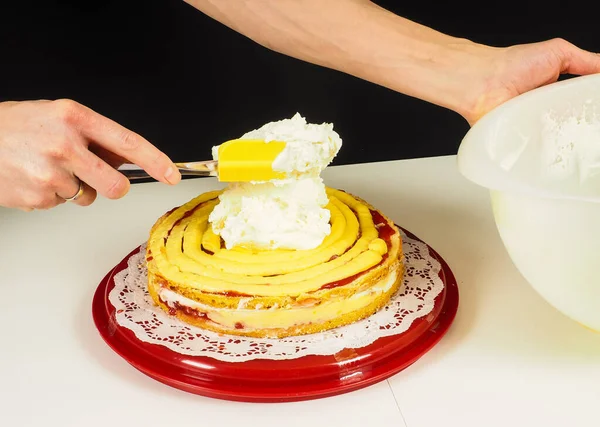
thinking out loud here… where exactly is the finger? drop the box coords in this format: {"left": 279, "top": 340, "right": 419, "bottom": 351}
{"left": 55, "top": 176, "right": 97, "bottom": 207}
{"left": 554, "top": 39, "right": 600, "bottom": 75}
{"left": 56, "top": 99, "right": 181, "bottom": 185}
{"left": 70, "top": 149, "right": 131, "bottom": 200}
{"left": 55, "top": 174, "right": 82, "bottom": 200}
{"left": 71, "top": 182, "right": 97, "bottom": 207}
{"left": 89, "top": 144, "right": 128, "bottom": 169}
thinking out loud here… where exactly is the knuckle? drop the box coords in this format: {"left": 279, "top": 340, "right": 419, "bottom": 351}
{"left": 153, "top": 150, "right": 167, "bottom": 165}
{"left": 52, "top": 98, "right": 83, "bottom": 125}
{"left": 549, "top": 37, "right": 570, "bottom": 50}
{"left": 32, "top": 170, "right": 59, "bottom": 191}
{"left": 105, "top": 177, "right": 129, "bottom": 199}
{"left": 47, "top": 138, "right": 75, "bottom": 161}
{"left": 118, "top": 130, "right": 141, "bottom": 151}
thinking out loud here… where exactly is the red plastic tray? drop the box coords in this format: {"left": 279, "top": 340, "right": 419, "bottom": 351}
{"left": 92, "top": 227, "right": 458, "bottom": 402}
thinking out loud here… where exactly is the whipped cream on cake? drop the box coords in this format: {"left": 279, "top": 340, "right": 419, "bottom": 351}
{"left": 209, "top": 113, "right": 342, "bottom": 250}
{"left": 211, "top": 112, "right": 342, "bottom": 178}
{"left": 208, "top": 177, "right": 331, "bottom": 250}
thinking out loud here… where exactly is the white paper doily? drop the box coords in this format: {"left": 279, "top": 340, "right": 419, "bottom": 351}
{"left": 108, "top": 230, "right": 444, "bottom": 362}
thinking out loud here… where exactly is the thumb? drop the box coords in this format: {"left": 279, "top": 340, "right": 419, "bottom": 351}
{"left": 557, "top": 39, "right": 600, "bottom": 75}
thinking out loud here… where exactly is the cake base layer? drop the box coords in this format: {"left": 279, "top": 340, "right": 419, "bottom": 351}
{"left": 146, "top": 188, "right": 404, "bottom": 338}
{"left": 148, "top": 263, "right": 404, "bottom": 339}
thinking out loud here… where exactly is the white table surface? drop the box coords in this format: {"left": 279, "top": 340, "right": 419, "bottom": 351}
{"left": 1, "top": 155, "right": 599, "bottom": 427}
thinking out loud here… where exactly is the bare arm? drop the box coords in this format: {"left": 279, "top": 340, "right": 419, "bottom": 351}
{"left": 184, "top": 0, "right": 600, "bottom": 124}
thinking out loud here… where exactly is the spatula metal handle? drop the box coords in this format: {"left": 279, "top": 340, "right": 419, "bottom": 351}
{"left": 118, "top": 161, "right": 218, "bottom": 180}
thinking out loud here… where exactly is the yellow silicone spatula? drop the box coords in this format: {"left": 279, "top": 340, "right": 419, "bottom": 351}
{"left": 118, "top": 139, "right": 288, "bottom": 182}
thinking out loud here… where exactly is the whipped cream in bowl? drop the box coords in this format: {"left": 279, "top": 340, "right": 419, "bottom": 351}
{"left": 209, "top": 113, "right": 342, "bottom": 251}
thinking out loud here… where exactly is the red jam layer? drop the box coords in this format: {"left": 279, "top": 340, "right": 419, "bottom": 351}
{"left": 166, "top": 300, "right": 208, "bottom": 320}
{"left": 159, "top": 297, "right": 247, "bottom": 330}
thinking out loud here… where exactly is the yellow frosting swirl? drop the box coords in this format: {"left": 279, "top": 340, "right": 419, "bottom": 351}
{"left": 148, "top": 188, "right": 389, "bottom": 297}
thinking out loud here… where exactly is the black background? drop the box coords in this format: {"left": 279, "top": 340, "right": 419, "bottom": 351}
{"left": 1, "top": 1, "right": 597, "bottom": 166}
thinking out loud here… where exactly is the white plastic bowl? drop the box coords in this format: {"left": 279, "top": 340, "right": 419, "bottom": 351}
{"left": 457, "top": 73, "right": 600, "bottom": 332}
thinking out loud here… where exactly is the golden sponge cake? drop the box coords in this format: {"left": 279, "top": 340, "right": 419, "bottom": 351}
{"left": 146, "top": 187, "right": 404, "bottom": 338}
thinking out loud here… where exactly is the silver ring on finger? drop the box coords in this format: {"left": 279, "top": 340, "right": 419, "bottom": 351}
{"left": 64, "top": 178, "right": 84, "bottom": 202}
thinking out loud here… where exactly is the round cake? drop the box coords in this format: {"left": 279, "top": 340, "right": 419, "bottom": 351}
{"left": 146, "top": 187, "right": 404, "bottom": 338}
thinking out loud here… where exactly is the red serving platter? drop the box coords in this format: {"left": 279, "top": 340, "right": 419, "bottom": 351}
{"left": 92, "top": 226, "right": 459, "bottom": 403}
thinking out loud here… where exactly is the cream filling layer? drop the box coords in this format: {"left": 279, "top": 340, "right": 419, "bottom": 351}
{"left": 159, "top": 269, "right": 398, "bottom": 331}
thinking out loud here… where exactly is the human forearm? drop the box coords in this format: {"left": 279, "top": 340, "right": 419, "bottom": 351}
{"left": 183, "top": 0, "right": 495, "bottom": 119}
